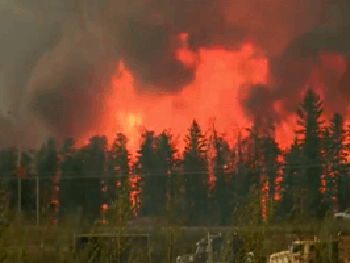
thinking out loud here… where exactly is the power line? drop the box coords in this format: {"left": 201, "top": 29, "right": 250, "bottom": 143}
{"left": 0, "top": 166, "right": 349, "bottom": 180}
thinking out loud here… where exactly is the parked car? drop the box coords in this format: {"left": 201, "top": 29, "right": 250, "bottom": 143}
{"left": 334, "top": 209, "right": 350, "bottom": 220}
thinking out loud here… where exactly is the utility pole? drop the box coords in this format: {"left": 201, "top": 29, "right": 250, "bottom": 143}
{"left": 329, "top": 234, "right": 333, "bottom": 263}
{"left": 208, "top": 232, "right": 213, "bottom": 263}
{"left": 17, "top": 147, "right": 22, "bottom": 220}
{"left": 7, "top": 110, "right": 22, "bottom": 222}
{"left": 36, "top": 175, "right": 39, "bottom": 226}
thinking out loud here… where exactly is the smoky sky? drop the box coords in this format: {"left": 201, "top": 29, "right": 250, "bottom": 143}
{"left": 246, "top": 23, "right": 350, "bottom": 124}
{"left": 1, "top": 0, "right": 350, "bottom": 149}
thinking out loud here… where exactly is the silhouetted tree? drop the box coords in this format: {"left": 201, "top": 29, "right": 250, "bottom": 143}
{"left": 136, "top": 130, "right": 158, "bottom": 217}
{"left": 183, "top": 120, "right": 208, "bottom": 225}
{"left": 337, "top": 121, "right": 350, "bottom": 212}
{"left": 210, "top": 126, "right": 232, "bottom": 225}
{"left": 155, "top": 131, "right": 176, "bottom": 216}
{"left": 329, "top": 113, "right": 348, "bottom": 212}
{"left": 322, "top": 128, "right": 333, "bottom": 213}
{"left": 20, "top": 151, "right": 35, "bottom": 214}
{"left": 78, "top": 136, "right": 107, "bottom": 223}
{"left": 37, "top": 138, "right": 59, "bottom": 218}
{"left": 235, "top": 131, "right": 251, "bottom": 208}
{"left": 243, "top": 119, "right": 266, "bottom": 224}
{"left": 58, "top": 138, "right": 77, "bottom": 219}
{"left": 279, "top": 136, "right": 303, "bottom": 220}
{"left": 0, "top": 149, "right": 18, "bottom": 211}
{"left": 107, "top": 133, "right": 132, "bottom": 218}
{"left": 296, "top": 88, "right": 324, "bottom": 219}
{"left": 260, "top": 120, "right": 281, "bottom": 219}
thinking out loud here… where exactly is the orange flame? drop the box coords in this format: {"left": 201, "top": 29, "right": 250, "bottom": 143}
{"left": 92, "top": 36, "right": 270, "bottom": 156}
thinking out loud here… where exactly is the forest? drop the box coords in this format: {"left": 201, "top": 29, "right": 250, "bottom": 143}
{"left": 1, "top": 87, "right": 350, "bottom": 226}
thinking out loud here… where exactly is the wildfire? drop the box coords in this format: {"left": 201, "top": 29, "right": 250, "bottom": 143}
{"left": 175, "top": 32, "right": 198, "bottom": 69}
{"left": 80, "top": 32, "right": 348, "bottom": 161}
{"left": 90, "top": 34, "right": 270, "bottom": 156}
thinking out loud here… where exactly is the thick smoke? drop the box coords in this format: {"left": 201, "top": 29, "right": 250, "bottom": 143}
{"left": 242, "top": 23, "right": 350, "bottom": 123}
{"left": 242, "top": 0, "right": 350, "bottom": 122}
{"left": 240, "top": 0, "right": 350, "bottom": 122}
{"left": 1, "top": 0, "right": 349, "bottom": 149}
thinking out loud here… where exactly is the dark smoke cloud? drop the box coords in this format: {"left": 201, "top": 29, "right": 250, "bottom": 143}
{"left": 29, "top": 54, "right": 100, "bottom": 139}
{"left": 242, "top": 23, "right": 350, "bottom": 122}
{"left": 99, "top": 0, "right": 246, "bottom": 93}
{"left": 118, "top": 21, "right": 195, "bottom": 93}
{"left": 0, "top": 0, "right": 65, "bottom": 149}
{"left": 0, "top": 4, "right": 63, "bottom": 106}
{"left": 238, "top": 0, "right": 350, "bottom": 122}
{"left": 240, "top": 85, "right": 281, "bottom": 122}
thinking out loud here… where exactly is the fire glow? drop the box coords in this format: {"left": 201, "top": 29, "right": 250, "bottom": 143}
{"left": 92, "top": 34, "right": 271, "bottom": 156}
{"left": 79, "top": 32, "right": 350, "bottom": 155}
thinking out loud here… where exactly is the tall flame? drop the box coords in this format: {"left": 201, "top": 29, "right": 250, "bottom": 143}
{"left": 93, "top": 35, "right": 271, "bottom": 156}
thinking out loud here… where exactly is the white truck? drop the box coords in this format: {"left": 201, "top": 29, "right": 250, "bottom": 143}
{"left": 269, "top": 236, "right": 350, "bottom": 263}
{"left": 334, "top": 209, "right": 350, "bottom": 221}
{"left": 269, "top": 239, "right": 322, "bottom": 263}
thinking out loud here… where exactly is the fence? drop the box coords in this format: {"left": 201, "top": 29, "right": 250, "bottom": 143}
{"left": 0, "top": 172, "right": 350, "bottom": 263}
{"left": 0, "top": 223, "right": 350, "bottom": 263}
{"left": 1, "top": 174, "right": 350, "bottom": 227}
{"left": 1, "top": 176, "right": 101, "bottom": 225}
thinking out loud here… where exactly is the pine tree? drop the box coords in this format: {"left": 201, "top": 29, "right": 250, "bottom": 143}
{"left": 0, "top": 150, "right": 22, "bottom": 213}
{"left": 322, "top": 128, "right": 333, "bottom": 213}
{"left": 108, "top": 133, "right": 131, "bottom": 209}
{"left": 20, "top": 151, "right": 35, "bottom": 214}
{"left": 210, "top": 126, "right": 232, "bottom": 225}
{"left": 260, "top": 118, "right": 281, "bottom": 220}
{"left": 37, "top": 138, "right": 59, "bottom": 220}
{"left": 279, "top": 136, "right": 303, "bottom": 220}
{"left": 262, "top": 138, "right": 280, "bottom": 220}
{"left": 329, "top": 113, "right": 348, "bottom": 212}
{"left": 243, "top": 119, "right": 265, "bottom": 224}
{"left": 136, "top": 130, "right": 175, "bottom": 218}
{"left": 162, "top": 133, "right": 186, "bottom": 225}
{"left": 296, "top": 88, "right": 325, "bottom": 219}
{"left": 106, "top": 133, "right": 133, "bottom": 225}
{"left": 136, "top": 130, "right": 157, "bottom": 217}
{"left": 183, "top": 120, "right": 208, "bottom": 225}
{"left": 79, "top": 136, "right": 107, "bottom": 223}
{"left": 58, "top": 138, "right": 77, "bottom": 220}
{"left": 237, "top": 117, "right": 281, "bottom": 223}
{"left": 235, "top": 131, "right": 250, "bottom": 209}
{"left": 154, "top": 131, "right": 176, "bottom": 217}
{"left": 337, "top": 123, "right": 350, "bottom": 212}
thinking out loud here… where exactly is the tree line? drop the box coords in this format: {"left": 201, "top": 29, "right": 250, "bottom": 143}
{"left": 1, "top": 87, "right": 350, "bottom": 225}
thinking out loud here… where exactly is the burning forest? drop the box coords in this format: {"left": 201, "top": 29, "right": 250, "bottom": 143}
{"left": 0, "top": 0, "right": 350, "bottom": 225}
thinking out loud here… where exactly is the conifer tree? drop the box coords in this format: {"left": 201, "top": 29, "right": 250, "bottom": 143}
{"left": 183, "top": 120, "right": 208, "bottom": 225}
{"left": 329, "top": 113, "right": 348, "bottom": 212}
{"left": 108, "top": 133, "right": 131, "bottom": 210}
{"left": 279, "top": 136, "right": 303, "bottom": 220}
{"left": 78, "top": 136, "right": 107, "bottom": 223}
{"left": 136, "top": 130, "right": 157, "bottom": 217}
{"left": 37, "top": 138, "right": 59, "bottom": 219}
{"left": 210, "top": 126, "right": 232, "bottom": 225}
{"left": 296, "top": 88, "right": 324, "bottom": 219}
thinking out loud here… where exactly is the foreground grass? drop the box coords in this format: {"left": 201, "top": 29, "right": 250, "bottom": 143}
{"left": 0, "top": 189, "right": 349, "bottom": 263}
{"left": 0, "top": 217, "right": 348, "bottom": 263}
